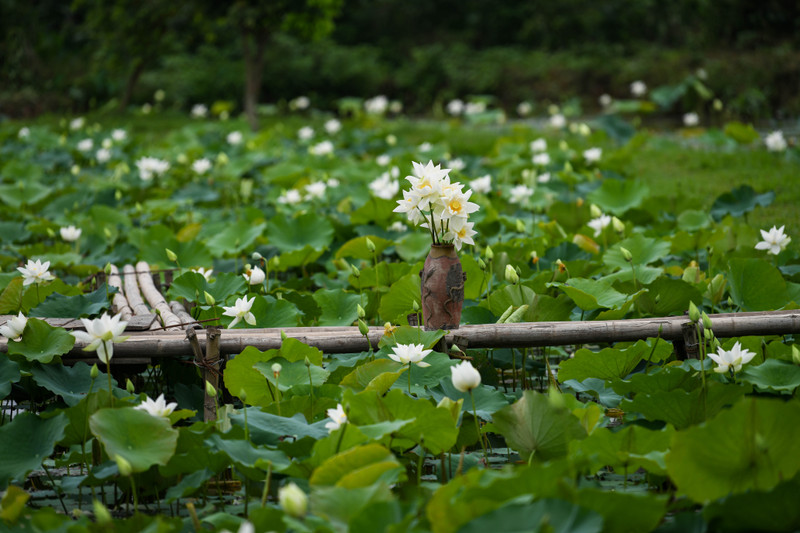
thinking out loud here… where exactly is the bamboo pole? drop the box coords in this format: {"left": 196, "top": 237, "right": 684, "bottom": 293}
{"left": 107, "top": 265, "right": 133, "bottom": 321}
{"left": 136, "top": 262, "right": 182, "bottom": 331}
{"left": 122, "top": 264, "right": 151, "bottom": 316}
{"left": 15, "top": 309, "right": 794, "bottom": 361}
{"left": 169, "top": 301, "right": 196, "bottom": 329}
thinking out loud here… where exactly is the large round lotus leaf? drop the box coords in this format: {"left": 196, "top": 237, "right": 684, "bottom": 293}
{"left": 313, "top": 288, "right": 362, "bottom": 326}
{"left": 740, "top": 359, "right": 800, "bottom": 392}
{"left": 727, "top": 258, "right": 795, "bottom": 311}
{"left": 7, "top": 318, "right": 75, "bottom": 364}
{"left": 267, "top": 212, "right": 333, "bottom": 252}
{"left": 485, "top": 391, "right": 586, "bottom": 463}
{"left": 604, "top": 233, "right": 671, "bottom": 269}
{"left": 458, "top": 498, "right": 604, "bottom": 533}
{"left": 586, "top": 178, "right": 649, "bottom": 215}
{"left": 667, "top": 397, "right": 800, "bottom": 503}
{"left": 0, "top": 356, "right": 20, "bottom": 400}
{"left": 89, "top": 407, "right": 178, "bottom": 473}
{"left": 0, "top": 413, "right": 67, "bottom": 489}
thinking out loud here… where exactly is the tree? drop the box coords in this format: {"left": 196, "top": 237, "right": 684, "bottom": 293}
{"left": 227, "top": 0, "right": 342, "bottom": 130}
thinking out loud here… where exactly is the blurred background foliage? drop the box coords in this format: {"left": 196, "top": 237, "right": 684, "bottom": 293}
{"left": 1, "top": 0, "right": 799, "bottom": 121}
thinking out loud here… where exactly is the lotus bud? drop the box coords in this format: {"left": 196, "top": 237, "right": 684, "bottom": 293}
{"left": 269, "top": 256, "right": 280, "bottom": 269}
{"left": 280, "top": 330, "right": 287, "bottom": 341}
{"left": 385, "top": 134, "right": 397, "bottom": 146}
{"left": 365, "top": 237, "right": 376, "bottom": 253}
{"left": 569, "top": 122, "right": 579, "bottom": 134}
{"left": 350, "top": 264, "right": 361, "bottom": 278}
{"left": 590, "top": 204, "right": 602, "bottom": 218}
{"left": 548, "top": 104, "right": 560, "bottom": 115}
{"left": 271, "top": 363, "right": 282, "bottom": 377}
{"left": 115, "top": 455, "right": 133, "bottom": 477}
{"left": 103, "top": 263, "right": 112, "bottom": 277}
{"left": 713, "top": 99, "right": 723, "bottom": 111}
{"left": 358, "top": 318, "right": 370, "bottom": 336}
{"left": 505, "top": 264, "right": 519, "bottom": 284}
{"left": 450, "top": 360, "right": 481, "bottom": 392}
{"left": 547, "top": 386, "right": 565, "bottom": 410}
{"left": 240, "top": 178, "right": 253, "bottom": 200}
{"left": 176, "top": 153, "right": 188, "bottom": 165}
{"left": 93, "top": 500, "right": 112, "bottom": 525}
{"left": 688, "top": 301, "right": 701, "bottom": 323}
{"left": 125, "top": 379, "right": 135, "bottom": 394}
{"left": 46, "top": 227, "right": 55, "bottom": 238}
{"left": 485, "top": 246, "right": 494, "bottom": 260}
{"left": 252, "top": 252, "right": 263, "bottom": 261}
{"left": 304, "top": 356, "right": 311, "bottom": 368}
{"left": 450, "top": 344, "right": 464, "bottom": 354}
{"left": 71, "top": 165, "right": 80, "bottom": 175}
{"left": 619, "top": 247, "right": 633, "bottom": 262}
{"left": 204, "top": 291, "right": 215, "bottom": 306}
{"left": 239, "top": 388, "right": 247, "bottom": 402}
{"left": 477, "top": 257, "right": 487, "bottom": 270}
{"left": 701, "top": 311, "right": 713, "bottom": 331}
{"left": 357, "top": 304, "right": 366, "bottom": 319}
{"left": 115, "top": 189, "right": 122, "bottom": 201}
{"left": 216, "top": 152, "right": 229, "bottom": 165}
{"left": 559, "top": 140, "right": 569, "bottom": 151}
{"left": 515, "top": 219, "right": 525, "bottom": 233}
{"left": 90, "top": 364, "right": 99, "bottom": 380}
{"left": 104, "top": 227, "right": 112, "bottom": 239}
{"left": 579, "top": 123, "right": 591, "bottom": 136}
{"left": 412, "top": 300, "right": 420, "bottom": 312}
{"left": 165, "top": 248, "right": 178, "bottom": 262}
{"left": 792, "top": 345, "right": 800, "bottom": 365}
{"left": 205, "top": 380, "right": 218, "bottom": 397}
{"left": 278, "top": 482, "right": 308, "bottom": 518}
{"left": 246, "top": 266, "right": 265, "bottom": 285}
{"left": 612, "top": 216, "right": 625, "bottom": 233}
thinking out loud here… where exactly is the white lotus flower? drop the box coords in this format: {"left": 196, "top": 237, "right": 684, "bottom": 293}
{"left": 325, "top": 403, "right": 347, "bottom": 433}
{"left": 388, "top": 343, "right": 432, "bottom": 367}
{"left": 450, "top": 360, "right": 481, "bottom": 392}
{"left": 304, "top": 181, "right": 327, "bottom": 199}
{"left": 243, "top": 266, "right": 265, "bottom": 285}
{"left": 370, "top": 172, "right": 400, "bottom": 199}
{"left": 71, "top": 313, "right": 129, "bottom": 364}
{"left": 60, "top": 225, "right": 82, "bottom": 242}
{"left": 134, "top": 394, "right": 178, "bottom": 418}
{"left": 532, "top": 153, "right": 551, "bottom": 166}
{"left": 222, "top": 296, "right": 256, "bottom": 329}
{"left": 444, "top": 220, "right": 477, "bottom": 251}
{"left": 324, "top": 118, "right": 341, "bottom": 134}
{"left": 192, "top": 158, "right": 212, "bottom": 175}
{"left": 599, "top": 94, "right": 613, "bottom": 107}
{"left": 135, "top": 157, "right": 170, "bottom": 181}
{"left": 365, "top": 95, "right": 389, "bottom": 114}
{"left": 389, "top": 100, "right": 403, "bottom": 113}
{"left": 588, "top": 215, "right": 612, "bottom": 237}
{"left": 290, "top": 96, "right": 310, "bottom": 110}
{"left": 707, "top": 342, "right": 756, "bottom": 374}
{"left": 226, "top": 131, "right": 243, "bottom": 146}
{"left": 388, "top": 221, "right": 407, "bottom": 232}
{"left": 447, "top": 158, "right": 466, "bottom": 172}
{"left": 517, "top": 101, "right": 532, "bottom": 116}
{"left": 190, "top": 104, "right": 208, "bottom": 118}
{"left": 683, "top": 112, "right": 699, "bottom": 127}
{"left": 0, "top": 312, "right": 27, "bottom": 341}
{"left": 549, "top": 114, "right": 566, "bottom": 128}
{"left": 70, "top": 117, "right": 85, "bottom": 130}
{"left": 278, "top": 189, "right": 302, "bottom": 205}
{"left": 465, "top": 101, "right": 486, "bottom": 115}
{"left": 509, "top": 184, "right": 534, "bottom": 204}
{"left": 470, "top": 175, "right": 492, "bottom": 194}
{"left": 297, "top": 126, "right": 314, "bottom": 141}
{"left": 77, "top": 139, "right": 93, "bottom": 152}
{"left": 111, "top": 129, "right": 127, "bottom": 142}
{"left": 418, "top": 142, "right": 432, "bottom": 152}
{"left": 18, "top": 127, "right": 30, "bottom": 139}
{"left": 583, "top": 147, "right": 602, "bottom": 163}
{"left": 309, "top": 140, "right": 334, "bottom": 156}
{"left": 376, "top": 154, "right": 391, "bottom": 166}
{"left": 630, "top": 80, "right": 647, "bottom": 97}
{"left": 17, "top": 259, "right": 55, "bottom": 286}
{"left": 755, "top": 225, "right": 791, "bottom": 255}
{"left": 446, "top": 99, "right": 464, "bottom": 116}
{"left": 537, "top": 172, "right": 551, "bottom": 183}
{"left": 191, "top": 267, "right": 213, "bottom": 281}
{"left": 530, "top": 138, "right": 547, "bottom": 153}
{"left": 96, "top": 148, "right": 111, "bottom": 163}
{"left": 765, "top": 131, "right": 787, "bottom": 152}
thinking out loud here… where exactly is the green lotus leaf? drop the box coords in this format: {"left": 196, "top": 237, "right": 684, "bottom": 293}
{"left": 0, "top": 357, "right": 20, "bottom": 400}
{"left": 586, "top": 178, "right": 649, "bottom": 215}
{"left": 739, "top": 359, "right": 800, "bottom": 392}
{"left": 205, "top": 433, "right": 292, "bottom": 472}
{"left": 203, "top": 221, "right": 266, "bottom": 257}
{"left": 29, "top": 283, "right": 113, "bottom": 318}
{"left": 458, "top": 498, "right": 604, "bottom": 533}
{"left": 377, "top": 272, "right": 421, "bottom": 324}
{"left": 667, "top": 397, "right": 800, "bottom": 502}
{"left": 558, "top": 339, "right": 671, "bottom": 383}
{"left": 89, "top": 407, "right": 179, "bottom": 473}
{"left": 577, "top": 488, "right": 668, "bottom": 533}
{"left": 267, "top": 212, "right": 333, "bottom": 252}
{"left": 229, "top": 409, "right": 328, "bottom": 446}
{"left": 637, "top": 277, "right": 702, "bottom": 316}
{"left": 310, "top": 443, "right": 403, "bottom": 488}
{"left": 604, "top": 233, "right": 671, "bottom": 269}
{"left": 677, "top": 209, "right": 711, "bottom": 232}
{"left": 553, "top": 277, "right": 630, "bottom": 311}
{"left": 30, "top": 361, "right": 120, "bottom": 407}
{"left": 134, "top": 224, "right": 213, "bottom": 268}
{"left": 0, "top": 181, "right": 51, "bottom": 208}
{"left": 7, "top": 318, "right": 75, "bottom": 364}
{"left": 255, "top": 357, "right": 330, "bottom": 391}
{"left": 340, "top": 359, "right": 406, "bottom": 393}
{"left": 727, "top": 258, "right": 798, "bottom": 311}
{"left": 703, "top": 475, "right": 800, "bottom": 532}
{"left": 572, "top": 424, "right": 674, "bottom": 476}
{"left": 313, "top": 288, "right": 362, "bottom": 326}
{"left": 710, "top": 185, "right": 774, "bottom": 220}
{"left": 0, "top": 412, "right": 68, "bottom": 489}
{"left": 335, "top": 235, "right": 393, "bottom": 260}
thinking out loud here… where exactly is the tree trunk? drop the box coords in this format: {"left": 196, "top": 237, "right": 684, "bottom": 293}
{"left": 242, "top": 28, "right": 267, "bottom": 131}
{"left": 120, "top": 59, "right": 145, "bottom": 112}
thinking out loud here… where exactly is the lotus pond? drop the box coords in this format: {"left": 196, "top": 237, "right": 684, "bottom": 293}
{"left": 1, "top": 106, "right": 800, "bottom": 533}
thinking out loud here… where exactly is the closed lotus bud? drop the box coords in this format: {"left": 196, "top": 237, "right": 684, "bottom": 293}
{"left": 115, "top": 189, "right": 122, "bottom": 201}
{"left": 350, "top": 264, "right": 361, "bottom": 278}
{"left": 205, "top": 380, "right": 218, "bottom": 397}
{"left": 104, "top": 262, "right": 112, "bottom": 276}
{"left": 688, "top": 301, "right": 701, "bottom": 323}
{"left": 701, "top": 311, "right": 713, "bottom": 331}
{"left": 251, "top": 252, "right": 263, "bottom": 261}
{"left": 548, "top": 386, "right": 566, "bottom": 410}
{"left": 515, "top": 219, "right": 525, "bottom": 233}
{"left": 115, "top": 455, "right": 133, "bottom": 477}
{"left": 240, "top": 178, "right": 253, "bottom": 200}
{"left": 358, "top": 318, "right": 370, "bottom": 336}
{"left": 612, "top": 217, "right": 625, "bottom": 233}
{"left": 278, "top": 482, "right": 308, "bottom": 518}
{"left": 412, "top": 300, "right": 420, "bottom": 312}
{"left": 165, "top": 248, "right": 178, "bottom": 262}
{"left": 485, "top": 246, "right": 494, "bottom": 260}
{"left": 505, "top": 264, "right": 519, "bottom": 284}
{"left": 270, "top": 256, "right": 280, "bottom": 269}
{"left": 125, "top": 379, "right": 135, "bottom": 394}
{"left": 90, "top": 364, "right": 99, "bottom": 380}
{"left": 590, "top": 204, "right": 602, "bottom": 218}
{"left": 93, "top": 500, "right": 112, "bottom": 525}
{"left": 204, "top": 291, "right": 215, "bottom": 306}
{"left": 713, "top": 99, "right": 723, "bottom": 111}
{"left": 271, "top": 363, "right": 282, "bottom": 377}
{"left": 365, "top": 237, "right": 376, "bottom": 253}
{"left": 280, "top": 329, "right": 287, "bottom": 341}
{"left": 619, "top": 247, "right": 633, "bottom": 262}
{"left": 238, "top": 388, "right": 247, "bottom": 403}
{"left": 357, "top": 304, "right": 366, "bottom": 318}
{"left": 477, "top": 257, "right": 487, "bottom": 270}
{"left": 304, "top": 356, "right": 311, "bottom": 367}
{"left": 450, "top": 360, "right": 481, "bottom": 392}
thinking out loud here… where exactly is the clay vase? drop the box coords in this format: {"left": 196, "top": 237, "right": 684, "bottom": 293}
{"left": 420, "top": 244, "right": 466, "bottom": 330}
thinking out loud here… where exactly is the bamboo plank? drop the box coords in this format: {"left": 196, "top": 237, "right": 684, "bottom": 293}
{"left": 122, "top": 264, "right": 150, "bottom": 316}
{"left": 107, "top": 265, "right": 133, "bottom": 321}
{"left": 135, "top": 261, "right": 182, "bottom": 330}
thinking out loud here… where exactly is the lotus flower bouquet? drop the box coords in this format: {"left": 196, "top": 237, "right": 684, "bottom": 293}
{"left": 393, "top": 161, "right": 479, "bottom": 250}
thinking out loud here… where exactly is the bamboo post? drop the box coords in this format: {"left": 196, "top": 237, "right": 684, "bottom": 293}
{"left": 680, "top": 322, "right": 700, "bottom": 359}
{"left": 107, "top": 265, "right": 133, "bottom": 321}
{"left": 205, "top": 327, "right": 222, "bottom": 419}
{"left": 136, "top": 261, "right": 182, "bottom": 331}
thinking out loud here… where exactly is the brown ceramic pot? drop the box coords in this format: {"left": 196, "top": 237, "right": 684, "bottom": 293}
{"left": 420, "top": 244, "right": 466, "bottom": 330}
